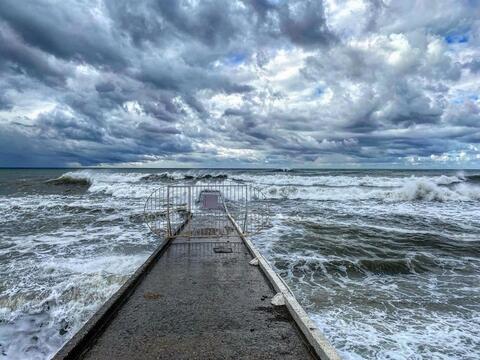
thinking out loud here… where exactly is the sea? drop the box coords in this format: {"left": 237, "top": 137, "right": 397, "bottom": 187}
{"left": 1, "top": 168, "right": 479, "bottom": 359}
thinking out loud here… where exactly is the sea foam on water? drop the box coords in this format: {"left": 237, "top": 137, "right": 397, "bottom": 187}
{"left": 1, "top": 169, "right": 479, "bottom": 359}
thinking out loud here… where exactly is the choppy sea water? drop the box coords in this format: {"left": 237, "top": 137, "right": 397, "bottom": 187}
{"left": 1, "top": 168, "right": 480, "bottom": 359}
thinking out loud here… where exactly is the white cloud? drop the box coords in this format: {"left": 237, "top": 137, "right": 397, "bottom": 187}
{"left": 0, "top": 0, "right": 479, "bottom": 167}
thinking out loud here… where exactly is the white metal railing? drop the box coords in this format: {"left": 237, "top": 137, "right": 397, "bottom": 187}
{"left": 144, "top": 183, "right": 269, "bottom": 238}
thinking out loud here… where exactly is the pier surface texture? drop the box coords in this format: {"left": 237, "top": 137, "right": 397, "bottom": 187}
{"left": 55, "top": 226, "right": 318, "bottom": 359}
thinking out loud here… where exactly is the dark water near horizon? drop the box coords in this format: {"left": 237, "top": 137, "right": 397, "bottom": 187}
{"left": 1, "top": 168, "right": 480, "bottom": 359}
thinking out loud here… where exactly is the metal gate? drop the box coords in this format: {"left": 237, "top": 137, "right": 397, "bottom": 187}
{"left": 144, "top": 183, "right": 269, "bottom": 238}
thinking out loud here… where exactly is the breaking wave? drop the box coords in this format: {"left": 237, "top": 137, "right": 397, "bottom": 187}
{"left": 140, "top": 173, "right": 228, "bottom": 182}
{"left": 47, "top": 170, "right": 480, "bottom": 202}
{"left": 232, "top": 173, "right": 465, "bottom": 188}
{"left": 4, "top": 168, "right": 480, "bottom": 359}
{"left": 46, "top": 174, "right": 91, "bottom": 186}
{"left": 389, "top": 180, "right": 480, "bottom": 201}
{"left": 46, "top": 171, "right": 148, "bottom": 198}
{"left": 261, "top": 179, "right": 480, "bottom": 202}
{"left": 466, "top": 174, "right": 480, "bottom": 183}
{"left": 45, "top": 170, "right": 230, "bottom": 198}
{"left": 184, "top": 173, "right": 228, "bottom": 180}
{"left": 140, "top": 173, "right": 178, "bottom": 182}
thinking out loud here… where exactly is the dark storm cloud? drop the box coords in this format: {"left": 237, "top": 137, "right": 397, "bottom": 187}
{"left": 0, "top": 93, "right": 13, "bottom": 111}
{"left": 277, "top": 1, "right": 335, "bottom": 46}
{"left": 95, "top": 82, "right": 116, "bottom": 93}
{"left": 138, "top": 60, "right": 254, "bottom": 94}
{"left": 0, "top": 0, "right": 125, "bottom": 67}
{"left": 0, "top": 23, "right": 69, "bottom": 86}
{"left": 36, "top": 110, "right": 105, "bottom": 142}
{"left": 246, "top": 0, "right": 336, "bottom": 46}
{"left": 0, "top": 0, "right": 479, "bottom": 167}
{"left": 153, "top": 1, "right": 238, "bottom": 47}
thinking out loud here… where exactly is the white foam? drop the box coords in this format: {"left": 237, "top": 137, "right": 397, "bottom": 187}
{"left": 0, "top": 243, "right": 152, "bottom": 359}
{"left": 0, "top": 186, "right": 157, "bottom": 359}
{"left": 252, "top": 205, "right": 480, "bottom": 360}
{"left": 258, "top": 179, "right": 480, "bottom": 202}
{"left": 310, "top": 303, "right": 480, "bottom": 360}
{"left": 59, "top": 170, "right": 144, "bottom": 184}
{"left": 233, "top": 173, "right": 464, "bottom": 188}
{"left": 3, "top": 169, "right": 480, "bottom": 359}
{"left": 51, "top": 170, "right": 479, "bottom": 202}
{"left": 387, "top": 179, "right": 480, "bottom": 202}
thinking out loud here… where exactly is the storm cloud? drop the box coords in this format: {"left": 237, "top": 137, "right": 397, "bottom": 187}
{"left": 0, "top": 0, "right": 479, "bottom": 167}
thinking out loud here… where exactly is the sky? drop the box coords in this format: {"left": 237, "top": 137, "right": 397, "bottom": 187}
{"left": 0, "top": 0, "right": 480, "bottom": 168}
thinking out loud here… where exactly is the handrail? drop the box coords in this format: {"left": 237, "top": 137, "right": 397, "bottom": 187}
{"left": 144, "top": 182, "right": 270, "bottom": 239}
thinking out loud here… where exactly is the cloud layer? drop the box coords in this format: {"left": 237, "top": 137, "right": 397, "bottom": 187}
{"left": 0, "top": 0, "right": 479, "bottom": 167}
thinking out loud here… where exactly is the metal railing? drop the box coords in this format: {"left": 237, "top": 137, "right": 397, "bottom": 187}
{"left": 144, "top": 182, "right": 269, "bottom": 238}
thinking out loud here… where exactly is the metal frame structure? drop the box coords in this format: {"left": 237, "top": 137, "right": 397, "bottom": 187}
{"left": 144, "top": 183, "right": 269, "bottom": 238}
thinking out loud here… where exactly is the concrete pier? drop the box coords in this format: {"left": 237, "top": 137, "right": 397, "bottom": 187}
{"left": 54, "top": 229, "right": 320, "bottom": 359}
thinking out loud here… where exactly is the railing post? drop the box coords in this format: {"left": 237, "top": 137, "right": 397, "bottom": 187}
{"left": 244, "top": 185, "right": 248, "bottom": 233}
{"left": 166, "top": 186, "right": 172, "bottom": 237}
{"left": 188, "top": 185, "right": 192, "bottom": 236}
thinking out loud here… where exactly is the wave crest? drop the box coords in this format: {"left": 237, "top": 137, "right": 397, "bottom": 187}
{"left": 261, "top": 179, "right": 480, "bottom": 202}
{"left": 140, "top": 173, "right": 177, "bottom": 182}
{"left": 48, "top": 170, "right": 480, "bottom": 202}
{"left": 390, "top": 179, "right": 480, "bottom": 202}
{"left": 46, "top": 174, "right": 91, "bottom": 186}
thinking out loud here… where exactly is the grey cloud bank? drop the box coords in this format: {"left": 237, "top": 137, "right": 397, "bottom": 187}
{"left": 0, "top": 0, "right": 479, "bottom": 168}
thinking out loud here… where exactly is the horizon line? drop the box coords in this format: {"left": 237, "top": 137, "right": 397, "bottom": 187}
{"left": 1, "top": 167, "right": 480, "bottom": 171}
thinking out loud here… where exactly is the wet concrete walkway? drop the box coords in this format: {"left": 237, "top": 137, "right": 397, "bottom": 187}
{"left": 59, "top": 232, "right": 316, "bottom": 359}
